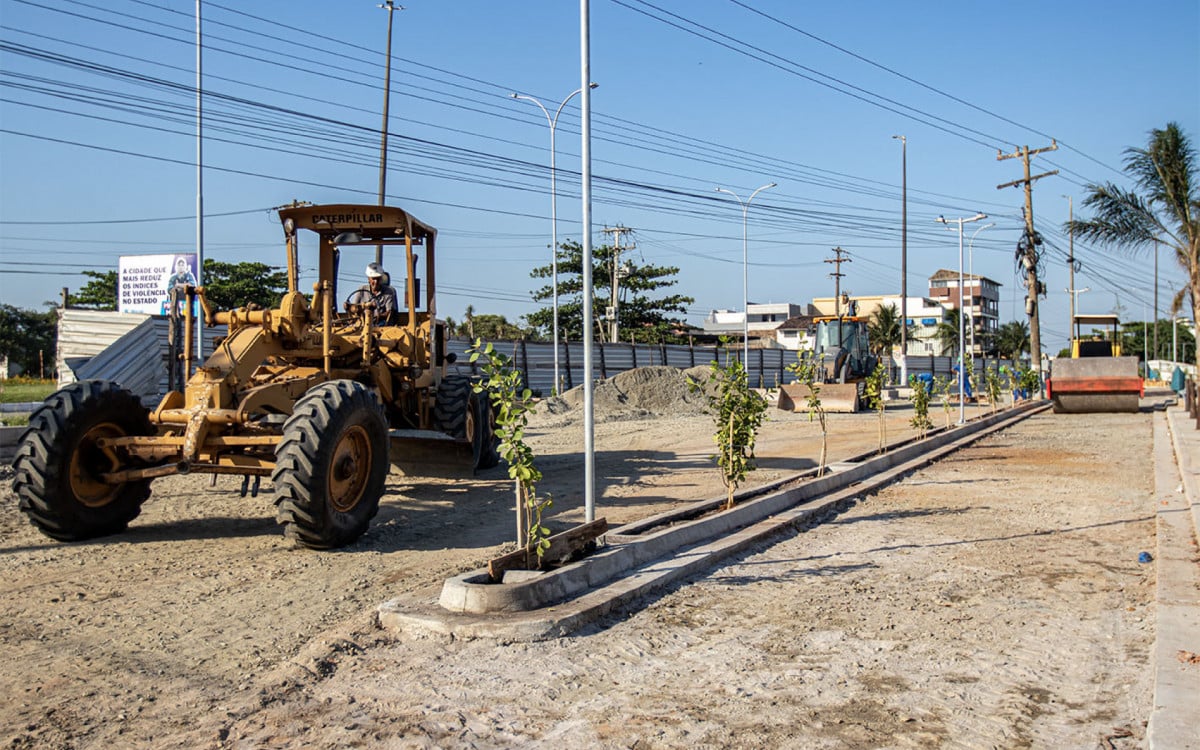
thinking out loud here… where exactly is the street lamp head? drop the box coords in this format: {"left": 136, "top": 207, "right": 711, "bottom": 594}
{"left": 510, "top": 92, "right": 519, "bottom": 99}
{"left": 892, "top": 134, "right": 905, "bottom": 142}
{"left": 588, "top": 82, "right": 599, "bottom": 90}
{"left": 936, "top": 215, "right": 947, "bottom": 224}
{"left": 973, "top": 212, "right": 988, "bottom": 221}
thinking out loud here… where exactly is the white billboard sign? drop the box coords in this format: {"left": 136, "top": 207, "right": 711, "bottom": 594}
{"left": 118, "top": 254, "right": 197, "bottom": 315}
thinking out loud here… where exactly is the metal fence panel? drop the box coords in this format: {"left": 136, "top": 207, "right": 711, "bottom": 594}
{"left": 62, "top": 317, "right": 1023, "bottom": 406}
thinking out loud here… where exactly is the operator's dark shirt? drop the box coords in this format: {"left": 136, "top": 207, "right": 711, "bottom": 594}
{"left": 348, "top": 283, "right": 398, "bottom": 323}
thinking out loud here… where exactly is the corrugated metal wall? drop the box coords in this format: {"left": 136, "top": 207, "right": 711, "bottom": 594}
{"left": 58, "top": 310, "right": 223, "bottom": 403}
{"left": 57, "top": 310, "right": 1012, "bottom": 401}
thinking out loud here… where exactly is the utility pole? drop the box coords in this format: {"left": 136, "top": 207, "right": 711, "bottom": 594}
{"left": 997, "top": 141, "right": 1058, "bottom": 397}
{"left": 375, "top": 0, "right": 400, "bottom": 265}
{"left": 893, "top": 135, "right": 908, "bottom": 385}
{"left": 603, "top": 225, "right": 632, "bottom": 343}
{"left": 1154, "top": 239, "right": 1159, "bottom": 361}
{"left": 825, "top": 246, "right": 850, "bottom": 318}
{"left": 1065, "top": 194, "right": 1078, "bottom": 329}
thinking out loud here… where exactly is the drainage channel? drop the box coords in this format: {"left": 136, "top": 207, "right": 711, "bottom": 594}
{"left": 380, "top": 401, "right": 1050, "bottom": 641}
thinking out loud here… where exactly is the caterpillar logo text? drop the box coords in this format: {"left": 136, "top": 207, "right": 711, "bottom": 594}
{"left": 311, "top": 212, "right": 384, "bottom": 226}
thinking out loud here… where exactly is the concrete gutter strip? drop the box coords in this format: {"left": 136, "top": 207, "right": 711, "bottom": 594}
{"left": 1148, "top": 406, "right": 1200, "bottom": 750}
{"left": 380, "top": 401, "right": 1050, "bottom": 638}
{"left": 385, "top": 396, "right": 1198, "bottom": 744}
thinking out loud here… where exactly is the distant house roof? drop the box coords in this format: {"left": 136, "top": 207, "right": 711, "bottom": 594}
{"left": 777, "top": 315, "right": 814, "bottom": 331}
{"left": 929, "top": 268, "right": 1001, "bottom": 285}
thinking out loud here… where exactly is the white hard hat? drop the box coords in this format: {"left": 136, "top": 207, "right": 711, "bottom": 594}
{"left": 365, "top": 262, "right": 385, "bottom": 279}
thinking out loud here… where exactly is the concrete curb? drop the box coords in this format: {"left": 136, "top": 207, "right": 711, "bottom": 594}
{"left": 0, "top": 401, "right": 40, "bottom": 413}
{"left": 0, "top": 425, "right": 25, "bottom": 465}
{"left": 1148, "top": 406, "right": 1200, "bottom": 750}
{"left": 379, "top": 401, "right": 1049, "bottom": 640}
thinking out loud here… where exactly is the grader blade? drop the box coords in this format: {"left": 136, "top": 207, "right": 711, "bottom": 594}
{"left": 388, "top": 430, "right": 478, "bottom": 478}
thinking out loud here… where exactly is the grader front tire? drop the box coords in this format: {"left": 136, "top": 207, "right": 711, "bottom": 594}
{"left": 11, "top": 381, "right": 153, "bottom": 541}
{"left": 272, "top": 381, "right": 388, "bottom": 550}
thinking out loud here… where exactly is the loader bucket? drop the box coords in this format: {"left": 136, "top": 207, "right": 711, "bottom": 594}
{"left": 817, "top": 383, "right": 862, "bottom": 413}
{"left": 777, "top": 383, "right": 861, "bottom": 413}
{"left": 388, "top": 429, "right": 478, "bottom": 478}
{"left": 1049, "top": 356, "right": 1141, "bottom": 414}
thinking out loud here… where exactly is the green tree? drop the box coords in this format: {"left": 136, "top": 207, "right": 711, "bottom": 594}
{"left": 526, "top": 239, "right": 695, "bottom": 343}
{"left": 464, "top": 313, "right": 530, "bottom": 341}
{"left": 201, "top": 260, "right": 287, "bottom": 311}
{"left": 689, "top": 358, "right": 770, "bottom": 509}
{"left": 67, "top": 270, "right": 118, "bottom": 310}
{"left": 863, "top": 361, "right": 888, "bottom": 453}
{"left": 934, "top": 375, "right": 955, "bottom": 427}
{"left": 908, "top": 374, "right": 933, "bottom": 438}
{"left": 934, "top": 311, "right": 962, "bottom": 357}
{"left": 1067, "top": 122, "right": 1200, "bottom": 369}
{"left": 59, "top": 263, "right": 287, "bottom": 314}
{"left": 0, "top": 304, "right": 57, "bottom": 376}
{"left": 995, "top": 320, "right": 1030, "bottom": 360}
{"left": 787, "top": 351, "right": 829, "bottom": 477}
{"left": 1119, "top": 319, "right": 1195, "bottom": 361}
{"left": 867, "top": 302, "right": 906, "bottom": 383}
{"left": 469, "top": 340, "right": 552, "bottom": 566}
{"left": 867, "top": 303, "right": 903, "bottom": 357}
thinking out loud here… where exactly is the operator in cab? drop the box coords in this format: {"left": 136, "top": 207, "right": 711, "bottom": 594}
{"left": 345, "top": 262, "right": 398, "bottom": 324}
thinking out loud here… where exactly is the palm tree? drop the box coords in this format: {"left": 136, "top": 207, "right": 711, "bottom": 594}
{"left": 1067, "top": 122, "right": 1200, "bottom": 368}
{"left": 867, "top": 303, "right": 905, "bottom": 383}
{"left": 867, "top": 303, "right": 902, "bottom": 357}
{"left": 934, "top": 311, "right": 962, "bottom": 357}
{"left": 995, "top": 320, "right": 1030, "bottom": 360}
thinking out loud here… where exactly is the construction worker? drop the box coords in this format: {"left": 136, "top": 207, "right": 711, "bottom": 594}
{"left": 345, "top": 262, "right": 397, "bottom": 324}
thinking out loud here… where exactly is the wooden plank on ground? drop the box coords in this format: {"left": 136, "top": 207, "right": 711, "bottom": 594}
{"left": 487, "top": 518, "right": 608, "bottom": 581}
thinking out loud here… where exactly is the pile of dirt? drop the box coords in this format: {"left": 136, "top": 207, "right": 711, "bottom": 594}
{"left": 535, "top": 366, "right": 715, "bottom": 423}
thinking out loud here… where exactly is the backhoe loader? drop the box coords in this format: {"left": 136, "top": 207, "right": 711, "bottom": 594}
{"left": 778, "top": 316, "right": 877, "bottom": 413}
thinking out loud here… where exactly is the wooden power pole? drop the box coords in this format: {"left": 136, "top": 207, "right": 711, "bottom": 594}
{"left": 825, "top": 246, "right": 851, "bottom": 318}
{"left": 997, "top": 141, "right": 1057, "bottom": 396}
{"left": 603, "top": 225, "right": 632, "bottom": 343}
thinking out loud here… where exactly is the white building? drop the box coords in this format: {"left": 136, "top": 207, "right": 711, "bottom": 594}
{"left": 702, "top": 302, "right": 808, "bottom": 346}
{"left": 928, "top": 269, "right": 1002, "bottom": 355}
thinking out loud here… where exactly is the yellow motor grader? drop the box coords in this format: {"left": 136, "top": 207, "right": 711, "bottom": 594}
{"left": 11, "top": 203, "right": 497, "bottom": 549}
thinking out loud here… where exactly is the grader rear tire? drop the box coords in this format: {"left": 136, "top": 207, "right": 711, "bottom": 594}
{"left": 272, "top": 381, "right": 388, "bottom": 549}
{"left": 11, "top": 381, "right": 153, "bottom": 541}
{"left": 435, "top": 376, "right": 498, "bottom": 471}
{"left": 475, "top": 395, "right": 501, "bottom": 470}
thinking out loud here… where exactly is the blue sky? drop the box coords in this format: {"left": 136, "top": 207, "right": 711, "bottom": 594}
{"left": 1, "top": 0, "right": 1197, "bottom": 354}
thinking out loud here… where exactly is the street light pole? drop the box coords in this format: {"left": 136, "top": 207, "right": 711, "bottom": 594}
{"left": 1064, "top": 195, "right": 1078, "bottom": 334}
{"left": 1066, "top": 286, "right": 1090, "bottom": 317}
{"left": 1173, "top": 314, "right": 1178, "bottom": 364}
{"left": 375, "top": 1, "right": 400, "bottom": 265}
{"left": 716, "top": 182, "right": 776, "bottom": 371}
{"left": 892, "top": 135, "right": 907, "bottom": 385}
{"left": 937, "top": 212, "right": 987, "bottom": 425}
{"left": 512, "top": 83, "right": 598, "bottom": 394}
{"left": 967, "top": 221, "right": 994, "bottom": 375}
